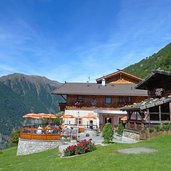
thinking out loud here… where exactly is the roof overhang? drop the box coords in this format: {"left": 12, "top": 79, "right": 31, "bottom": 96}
{"left": 121, "top": 97, "right": 171, "bottom": 111}
{"left": 136, "top": 70, "right": 171, "bottom": 90}
{"left": 96, "top": 70, "right": 143, "bottom": 83}
{"left": 94, "top": 109, "right": 127, "bottom": 115}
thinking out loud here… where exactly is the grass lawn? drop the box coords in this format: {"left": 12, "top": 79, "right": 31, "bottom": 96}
{"left": 1, "top": 135, "right": 171, "bottom": 171}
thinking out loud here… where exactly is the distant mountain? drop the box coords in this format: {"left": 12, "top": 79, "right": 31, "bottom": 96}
{"left": 0, "top": 73, "right": 63, "bottom": 136}
{"left": 124, "top": 43, "right": 171, "bottom": 78}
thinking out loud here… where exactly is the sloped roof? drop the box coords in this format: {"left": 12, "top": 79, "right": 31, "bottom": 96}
{"left": 121, "top": 97, "right": 171, "bottom": 111}
{"left": 136, "top": 70, "right": 171, "bottom": 90}
{"left": 52, "top": 83, "right": 147, "bottom": 96}
{"left": 96, "top": 70, "right": 143, "bottom": 83}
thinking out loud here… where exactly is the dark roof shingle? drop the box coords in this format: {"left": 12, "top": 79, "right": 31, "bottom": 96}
{"left": 52, "top": 83, "right": 147, "bottom": 96}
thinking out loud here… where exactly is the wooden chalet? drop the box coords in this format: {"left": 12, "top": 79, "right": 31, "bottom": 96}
{"left": 53, "top": 70, "right": 147, "bottom": 130}
{"left": 122, "top": 70, "right": 171, "bottom": 137}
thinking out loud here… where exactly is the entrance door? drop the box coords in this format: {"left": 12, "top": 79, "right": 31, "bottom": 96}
{"left": 103, "top": 116, "right": 114, "bottom": 128}
{"left": 90, "top": 120, "right": 93, "bottom": 129}
{"left": 105, "top": 117, "right": 112, "bottom": 124}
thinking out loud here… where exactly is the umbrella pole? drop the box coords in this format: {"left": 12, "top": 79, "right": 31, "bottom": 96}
{"left": 77, "top": 112, "right": 79, "bottom": 140}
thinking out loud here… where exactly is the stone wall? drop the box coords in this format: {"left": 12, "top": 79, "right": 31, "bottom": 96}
{"left": 17, "top": 138, "right": 61, "bottom": 156}
{"left": 123, "top": 130, "right": 140, "bottom": 140}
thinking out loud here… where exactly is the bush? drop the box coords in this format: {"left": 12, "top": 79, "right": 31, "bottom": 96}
{"left": 157, "top": 124, "right": 171, "bottom": 131}
{"left": 9, "top": 129, "right": 20, "bottom": 145}
{"left": 63, "top": 139, "right": 96, "bottom": 157}
{"left": 162, "top": 124, "right": 170, "bottom": 131}
{"left": 102, "top": 123, "right": 114, "bottom": 143}
{"left": 117, "top": 123, "right": 125, "bottom": 135}
{"left": 156, "top": 125, "right": 160, "bottom": 132}
{"left": 149, "top": 127, "right": 156, "bottom": 133}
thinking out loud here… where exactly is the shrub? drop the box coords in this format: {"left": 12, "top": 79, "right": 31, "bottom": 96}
{"left": 156, "top": 125, "right": 160, "bottom": 132}
{"left": 162, "top": 124, "right": 170, "bottom": 131}
{"left": 149, "top": 127, "right": 156, "bottom": 133}
{"left": 63, "top": 139, "right": 96, "bottom": 157}
{"left": 117, "top": 123, "right": 125, "bottom": 135}
{"left": 86, "top": 133, "right": 90, "bottom": 137}
{"left": 102, "top": 123, "right": 114, "bottom": 143}
{"left": 9, "top": 129, "right": 20, "bottom": 145}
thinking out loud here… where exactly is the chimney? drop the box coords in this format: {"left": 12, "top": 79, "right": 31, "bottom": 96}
{"left": 102, "top": 78, "right": 106, "bottom": 86}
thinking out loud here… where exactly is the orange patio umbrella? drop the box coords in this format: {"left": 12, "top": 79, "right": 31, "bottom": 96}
{"left": 62, "top": 114, "right": 75, "bottom": 125}
{"left": 23, "top": 113, "right": 58, "bottom": 119}
{"left": 120, "top": 116, "right": 127, "bottom": 121}
{"left": 81, "top": 114, "right": 97, "bottom": 120}
{"left": 37, "top": 113, "right": 58, "bottom": 118}
{"left": 62, "top": 114, "right": 75, "bottom": 118}
{"left": 23, "top": 113, "right": 40, "bottom": 119}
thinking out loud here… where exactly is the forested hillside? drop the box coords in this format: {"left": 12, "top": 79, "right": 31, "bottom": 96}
{"left": 0, "top": 73, "right": 63, "bottom": 136}
{"left": 124, "top": 43, "right": 171, "bottom": 78}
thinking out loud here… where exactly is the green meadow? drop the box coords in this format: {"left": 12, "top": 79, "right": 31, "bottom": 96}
{"left": 1, "top": 135, "right": 171, "bottom": 171}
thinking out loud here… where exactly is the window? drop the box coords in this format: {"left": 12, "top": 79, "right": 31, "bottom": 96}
{"left": 75, "top": 96, "right": 84, "bottom": 103}
{"left": 117, "top": 97, "right": 125, "bottom": 105}
{"left": 128, "top": 97, "right": 133, "bottom": 104}
{"left": 75, "top": 118, "right": 82, "bottom": 125}
{"left": 130, "top": 111, "right": 142, "bottom": 120}
{"left": 91, "top": 98, "right": 97, "bottom": 106}
{"left": 105, "top": 96, "right": 112, "bottom": 104}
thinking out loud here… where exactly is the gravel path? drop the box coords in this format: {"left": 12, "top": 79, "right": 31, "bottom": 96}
{"left": 117, "top": 147, "right": 157, "bottom": 154}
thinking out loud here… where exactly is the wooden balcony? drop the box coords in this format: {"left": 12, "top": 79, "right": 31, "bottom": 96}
{"left": 65, "top": 105, "right": 121, "bottom": 110}
{"left": 59, "top": 103, "right": 66, "bottom": 111}
{"left": 20, "top": 127, "right": 61, "bottom": 140}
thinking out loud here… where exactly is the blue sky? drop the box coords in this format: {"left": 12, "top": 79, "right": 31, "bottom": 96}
{"left": 0, "top": 0, "right": 171, "bottom": 82}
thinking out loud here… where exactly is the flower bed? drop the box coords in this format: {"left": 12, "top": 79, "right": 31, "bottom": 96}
{"left": 63, "top": 139, "right": 96, "bottom": 157}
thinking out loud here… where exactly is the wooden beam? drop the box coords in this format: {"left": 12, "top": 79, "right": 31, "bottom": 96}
{"left": 147, "top": 108, "right": 150, "bottom": 126}
{"left": 61, "top": 95, "right": 66, "bottom": 101}
{"left": 159, "top": 105, "right": 161, "bottom": 124}
{"left": 170, "top": 102, "right": 171, "bottom": 121}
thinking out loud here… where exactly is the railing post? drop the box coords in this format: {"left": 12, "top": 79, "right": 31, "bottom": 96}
{"left": 134, "top": 122, "right": 137, "bottom": 130}
{"left": 30, "top": 128, "right": 32, "bottom": 139}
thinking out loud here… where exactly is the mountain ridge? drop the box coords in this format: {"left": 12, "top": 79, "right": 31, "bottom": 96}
{"left": 124, "top": 43, "right": 171, "bottom": 78}
{"left": 0, "top": 73, "right": 63, "bottom": 137}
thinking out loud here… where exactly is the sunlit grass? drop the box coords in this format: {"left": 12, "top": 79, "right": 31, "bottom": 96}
{"left": 1, "top": 135, "right": 171, "bottom": 171}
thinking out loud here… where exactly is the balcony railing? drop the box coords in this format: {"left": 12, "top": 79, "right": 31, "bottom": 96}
{"left": 20, "top": 127, "right": 61, "bottom": 140}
